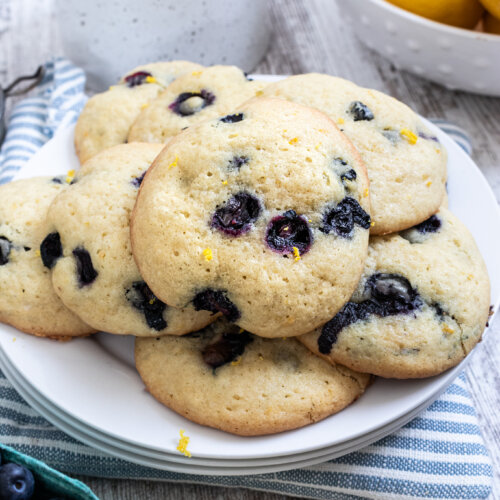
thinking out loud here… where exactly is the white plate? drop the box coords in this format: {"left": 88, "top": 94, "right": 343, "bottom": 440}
{"left": 0, "top": 345, "right": 464, "bottom": 474}
{"left": 1, "top": 77, "right": 499, "bottom": 463}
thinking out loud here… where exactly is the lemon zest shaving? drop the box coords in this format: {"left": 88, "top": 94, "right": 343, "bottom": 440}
{"left": 255, "top": 90, "right": 264, "bottom": 97}
{"left": 222, "top": 180, "right": 228, "bottom": 185}
{"left": 288, "top": 137, "right": 298, "bottom": 145}
{"left": 149, "top": 298, "right": 156, "bottom": 305}
{"left": 426, "top": 181, "right": 432, "bottom": 187}
{"left": 177, "top": 430, "right": 191, "bottom": 457}
{"left": 145, "top": 76, "right": 157, "bottom": 84}
{"left": 442, "top": 324, "right": 454, "bottom": 334}
{"left": 337, "top": 117, "right": 345, "bottom": 125}
{"left": 202, "top": 248, "right": 213, "bottom": 261}
{"left": 140, "top": 103, "right": 149, "bottom": 110}
{"left": 191, "top": 71, "right": 202, "bottom": 76}
{"left": 35, "top": 249, "right": 40, "bottom": 257}
{"left": 292, "top": 246, "right": 301, "bottom": 262}
{"left": 400, "top": 128, "right": 418, "bottom": 145}
{"left": 169, "top": 155, "right": 179, "bottom": 169}
{"left": 231, "top": 357, "right": 241, "bottom": 366}
{"left": 370, "top": 221, "right": 375, "bottom": 227}
{"left": 65, "top": 170, "right": 75, "bottom": 184}
{"left": 363, "top": 188, "right": 369, "bottom": 197}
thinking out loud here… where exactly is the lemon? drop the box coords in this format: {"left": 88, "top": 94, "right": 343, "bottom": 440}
{"left": 484, "top": 11, "right": 500, "bottom": 32}
{"left": 387, "top": 0, "right": 484, "bottom": 29}
{"left": 478, "top": 0, "right": 500, "bottom": 19}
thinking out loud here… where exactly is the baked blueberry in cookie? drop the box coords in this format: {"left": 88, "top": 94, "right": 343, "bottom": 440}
{"left": 211, "top": 192, "right": 261, "bottom": 236}
{"left": 73, "top": 247, "right": 98, "bottom": 287}
{"left": 349, "top": 101, "right": 374, "bottom": 121}
{"left": 169, "top": 90, "right": 216, "bottom": 116}
{"left": 202, "top": 329, "right": 253, "bottom": 368}
{"left": 131, "top": 170, "right": 147, "bottom": 188}
{"left": 40, "top": 232, "right": 62, "bottom": 269}
{"left": 265, "top": 210, "right": 313, "bottom": 256}
{"left": 318, "top": 273, "right": 422, "bottom": 354}
{"left": 321, "top": 198, "right": 371, "bottom": 238}
{"left": 124, "top": 71, "right": 152, "bottom": 88}
{"left": 400, "top": 214, "right": 441, "bottom": 243}
{"left": 0, "top": 237, "right": 12, "bottom": 266}
{"left": 126, "top": 281, "right": 167, "bottom": 331}
{"left": 220, "top": 113, "right": 244, "bottom": 123}
{"left": 227, "top": 156, "right": 249, "bottom": 170}
{"left": 193, "top": 289, "right": 241, "bottom": 322}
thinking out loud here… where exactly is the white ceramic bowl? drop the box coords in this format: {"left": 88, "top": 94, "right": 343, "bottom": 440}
{"left": 337, "top": 0, "right": 500, "bottom": 96}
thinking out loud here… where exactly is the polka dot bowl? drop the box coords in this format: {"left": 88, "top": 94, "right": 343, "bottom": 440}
{"left": 337, "top": 0, "right": 500, "bottom": 96}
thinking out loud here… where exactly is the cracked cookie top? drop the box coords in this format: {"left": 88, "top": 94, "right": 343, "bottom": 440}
{"left": 298, "top": 208, "right": 490, "bottom": 378}
{"left": 135, "top": 318, "right": 371, "bottom": 436}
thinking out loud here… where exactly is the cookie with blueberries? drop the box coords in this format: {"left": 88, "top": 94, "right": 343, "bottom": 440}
{"left": 44, "top": 143, "right": 214, "bottom": 336}
{"left": 0, "top": 177, "right": 94, "bottom": 338}
{"left": 299, "top": 208, "right": 490, "bottom": 378}
{"left": 135, "top": 318, "right": 372, "bottom": 436}
{"left": 131, "top": 98, "right": 371, "bottom": 338}
{"left": 127, "top": 65, "right": 266, "bottom": 144}
{"left": 259, "top": 74, "right": 447, "bottom": 235}
{"left": 74, "top": 60, "right": 203, "bottom": 164}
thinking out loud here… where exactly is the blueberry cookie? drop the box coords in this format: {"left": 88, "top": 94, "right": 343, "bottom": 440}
{"left": 135, "top": 319, "right": 371, "bottom": 436}
{"left": 260, "top": 74, "right": 447, "bottom": 235}
{"left": 45, "top": 144, "right": 214, "bottom": 336}
{"left": 127, "top": 65, "right": 266, "bottom": 144}
{"left": 131, "top": 98, "right": 371, "bottom": 338}
{"left": 299, "top": 208, "right": 490, "bottom": 378}
{"left": 0, "top": 178, "right": 94, "bottom": 338}
{"left": 74, "top": 60, "right": 203, "bottom": 163}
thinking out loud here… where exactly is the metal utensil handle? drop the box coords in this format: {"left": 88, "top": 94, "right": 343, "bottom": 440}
{"left": 4, "top": 65, "right": 45, "bottom": 97}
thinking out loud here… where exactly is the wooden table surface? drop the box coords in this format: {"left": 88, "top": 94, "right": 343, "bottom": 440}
{"left": 1, "top": 0, "right": 499, "bottom": 498}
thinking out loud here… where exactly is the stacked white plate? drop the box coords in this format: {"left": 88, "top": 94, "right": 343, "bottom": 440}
{"left": 0, "top": 76, "right": 499, "bottom": 475}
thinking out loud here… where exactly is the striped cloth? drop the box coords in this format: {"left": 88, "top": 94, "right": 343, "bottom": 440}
{"left": 0, "top": 59, "right": 493, "bottom": 499}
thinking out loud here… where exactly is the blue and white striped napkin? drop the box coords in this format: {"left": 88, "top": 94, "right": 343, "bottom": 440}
{"left": 0, "top": 59, "right": 493, "bottom": 499}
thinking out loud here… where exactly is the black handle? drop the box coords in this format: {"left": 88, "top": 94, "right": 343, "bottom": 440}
{"left": 3, "top": 65, "right": 45, "bottom": 97}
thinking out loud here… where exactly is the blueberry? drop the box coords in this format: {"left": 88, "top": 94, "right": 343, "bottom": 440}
{"left": 50, "top": 177, "right": 63, "bottom": 184}
{"left": 265, "top": 210, "right": 313, "bottom": 255}
{"left": 412, "top": 215, "right": 441, "bottom": 234}
{"left": 321, "top": 198, "right": 371, "bottom": 238}
{"left": 220, "top": 113, "right": 244, "bottom": 123}
{"left": 366, "top": 273, "right": 421, "bottom": 315}
{"left": 211, "top": 192, "right": 261, "bottom": 236}
{"left": 193, "top": 289, "right": 240, "bottom": 322}
{"left": 40, "top": 233, "right": 62, "bottom": 269}
{"left": 349, "top": 101, "right": 374, "bottom": 121}
{"left": 318, "top": 301, "right": 376, "bottom": 354}
{"left": 124, "top": 71, "right": 152, "bottom": 88}
{"left": 418, "top": 131, "right": 439, "bottom": 143}
{"left": 168, "top": 89, "right": 215, "bottom": 116}
{"left": 72, "top": 247, "right": 98, "bottom": 286}
{"left": 0, "top": 462, "right": 35, "bottom": 500}
{"left": 317, "top": 272, "right": 422, "bottom": 354}
{"left": 131, "top": 170, "right": 147, "bottom": 188}
{"left": 0, "top": 237, "right": 12, "bottom": 266}
{"left": 227, "top": 156, "right": 249, "bottom": 170}
{"left": 126, "top": 281, "right": 167, "bottom": 331}
{"left": 340, "top": 169, "right": 357, "bottom": 183}
{"left": 202, "top": 331, "right": 253, "bottom": 369}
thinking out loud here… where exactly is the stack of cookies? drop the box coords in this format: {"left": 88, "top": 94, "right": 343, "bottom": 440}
{"left": 0, "top": 62, "right": 490, "bottom": 437}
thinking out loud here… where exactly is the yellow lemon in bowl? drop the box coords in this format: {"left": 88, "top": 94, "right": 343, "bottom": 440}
{"left": 386, "top": 0, "right": 484, "bottom": 29}
{"left": 484, "top": 11, "right": 500, "bottom": 33}
{"left": 478, "top": 0, "right": 500, "bottom": 19}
